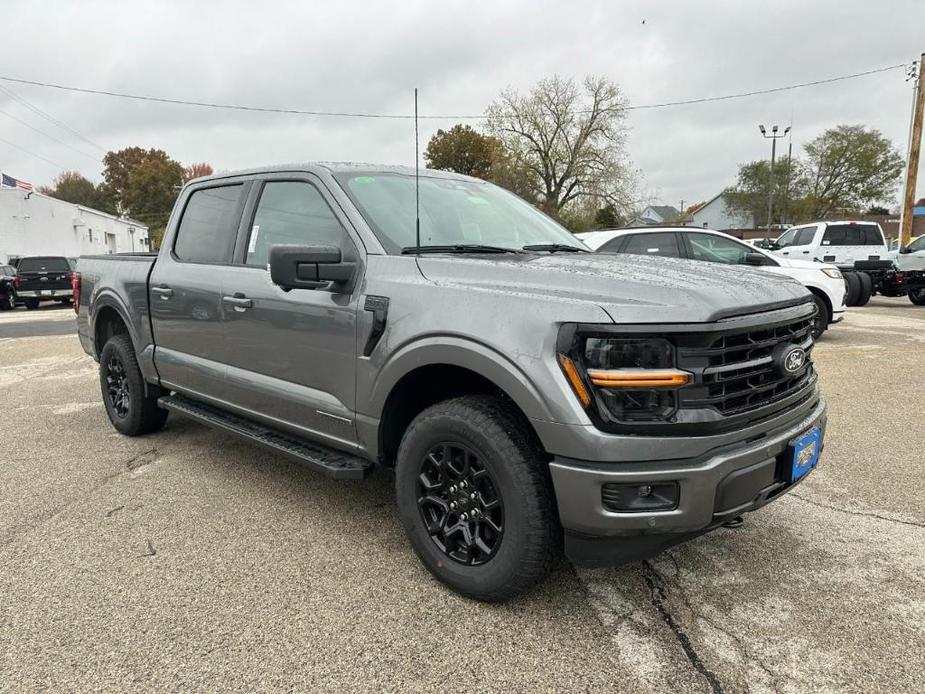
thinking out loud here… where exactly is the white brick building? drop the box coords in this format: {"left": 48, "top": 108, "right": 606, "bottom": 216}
{"left": 0, "top": 189, "right": 148, "bottom": 264}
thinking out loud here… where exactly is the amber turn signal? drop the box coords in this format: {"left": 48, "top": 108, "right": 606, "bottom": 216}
{"left": 587, "top": 369, "right": 691, "bottom": 388}
{"left": 557, "top": 354, "right": 592, "bottom": 408}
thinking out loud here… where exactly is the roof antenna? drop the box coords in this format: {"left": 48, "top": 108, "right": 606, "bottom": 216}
{"left": 414, "top": 87, "right": 421, "bottom": 256}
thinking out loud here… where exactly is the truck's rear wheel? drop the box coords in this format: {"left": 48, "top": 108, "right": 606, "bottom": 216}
{"left": 99, "top": 333, "right": 168, "bottom": 436}
{"left": 910, "top": 288, "right": 925, "bottom": 306}
{"left": 395, "top": 395, "right": 560, "bottom": 602}
{"left": 844, "top": 272, "right": 861, "bottom": 306}
{"left": 855, "top": 272, "right": 872, "bottom": 306}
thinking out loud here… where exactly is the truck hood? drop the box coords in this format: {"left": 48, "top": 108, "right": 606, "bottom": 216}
{"left": 416, "top": 253, "right": 810, "bottom": 324}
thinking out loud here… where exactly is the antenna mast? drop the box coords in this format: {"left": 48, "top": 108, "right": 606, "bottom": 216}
{"left": 414, "top": 87, "right": 421, "bottom": 256}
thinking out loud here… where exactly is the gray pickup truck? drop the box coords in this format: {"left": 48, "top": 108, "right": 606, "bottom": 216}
{"left": 76, "top": 164, "right": 826, "bottom": 601}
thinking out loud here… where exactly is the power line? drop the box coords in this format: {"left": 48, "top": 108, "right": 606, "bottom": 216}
{"left": 0, "top": 62, "right": 910, "bottom": 121}
{"left": 0, "top": 134, "right": 67, "bottom": 170}
{"left": 0, "top": 108, "right": 101, "bottom": 163}
{"left": 0, "top": 83, "right": 107, "bottom": 151}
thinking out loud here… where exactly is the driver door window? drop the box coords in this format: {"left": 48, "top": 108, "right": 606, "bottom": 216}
{"left": 686, "top": 233, "right": 751, "bottom": 264}
{"left": 244, "top": 181, "right": 348, "bottom": 267}
{"left": 619, "top": 233, "right": 681, "bottom": 257}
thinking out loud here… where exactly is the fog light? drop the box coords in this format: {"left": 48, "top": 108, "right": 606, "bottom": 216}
{"left": 601, "top": 482, "right": 679, "bottom": 512}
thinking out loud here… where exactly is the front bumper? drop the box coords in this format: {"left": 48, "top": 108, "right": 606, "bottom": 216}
{"left": 15, "top": 289, "right": 73, "bottom": 298}
{"left": 549, "top": 398, "right": 826, "bottom": 567}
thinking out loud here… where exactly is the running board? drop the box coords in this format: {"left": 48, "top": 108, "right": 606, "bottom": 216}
{"left": 158, "top": 394, "right": 374, "bottom": 480}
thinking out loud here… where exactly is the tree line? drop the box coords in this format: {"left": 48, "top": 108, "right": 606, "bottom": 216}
{"left": 37, "top": 75, "right": 906, "bottom": 242}
{"left": 40, "top": 148, "right": 213, "bottom": 248}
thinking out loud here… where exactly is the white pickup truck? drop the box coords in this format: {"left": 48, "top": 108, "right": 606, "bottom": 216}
{"left": 577, "top": 226, "right": 846, "bottom": 339}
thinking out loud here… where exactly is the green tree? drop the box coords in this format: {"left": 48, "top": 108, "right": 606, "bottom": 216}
{"left": 39, "top": 171, "right": 112, "bottom": 212}
{"left": 723, "top": 158, "right": 805, "bottom": 227}
{"left": 486, "top": 75, "right": 636, "bottom": 218}
{"left": 865, "top": 205, "right": 889, "bottom": 215}
{"left": 593, "top": 204, "right": 622, "bottom": 229}
{"left": 802, "top": 125, "right": 903, "bottom": 218}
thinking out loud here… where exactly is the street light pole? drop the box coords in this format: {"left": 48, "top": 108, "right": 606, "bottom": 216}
{"left": 759, "top": 124, "right": 791, "bottom": 242}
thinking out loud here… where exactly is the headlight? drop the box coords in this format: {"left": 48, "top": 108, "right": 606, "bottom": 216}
{"left": 558, "top": 336, "right": 691, "bottom": 424}
{"left": 821, "top": 268, "right": 842, "bottom": 279}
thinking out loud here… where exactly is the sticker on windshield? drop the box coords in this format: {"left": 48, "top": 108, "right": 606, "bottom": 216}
{"left": 248, "top": 225, "right": 260, "bottom": 254}
{"left": 467, "top": 196, "right": 489, "bottom": 205}
{"left": 353, "top": 176, "right": 376, "bottom": 184}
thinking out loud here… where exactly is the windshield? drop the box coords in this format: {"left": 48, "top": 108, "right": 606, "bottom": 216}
{"left": 908, "top": 236, "right": 925, "bottom": 253}
{"left": 334, "top": 172, "right": 585, "bottom": 254}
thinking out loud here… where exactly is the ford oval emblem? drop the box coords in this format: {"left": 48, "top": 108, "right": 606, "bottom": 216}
{"left": 782, "top": 347, "right": 806, "bottom": 374}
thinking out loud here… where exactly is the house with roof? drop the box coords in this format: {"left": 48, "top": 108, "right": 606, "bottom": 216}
{"left": 630, "top": 205, "right": 680, "bottom": 226}
{"left": 688, "top": 192, "right": 754, "bottom": 231}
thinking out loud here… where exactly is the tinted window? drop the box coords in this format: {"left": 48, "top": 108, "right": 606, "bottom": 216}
{"left": 17, "top": 257, "right": 70, "bottom": 272}
{"left": 794, "top": 227, "right": 816, "bottom": 245}
{"left": 687, "top": 233, "right": 750, "bottom": 264}
{"left": 619, "top": 233, "right": 680, "bottom": 257}
{"left": 245, "top": 181, "right": 347, "bottom": 267}
{"left": 174, "top": 185, "right": 243, "bottom": 264}
{"left": 822, "top": 224, "right": 881, "bottom": 247}
{"left": 774, "top": 228, "right": 798, "bottom": 248}
{"left": 597, "top": 237, "right": 627, "bottom": 254}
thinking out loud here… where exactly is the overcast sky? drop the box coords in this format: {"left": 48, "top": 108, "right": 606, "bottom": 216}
{"left": 0, "top": 0, "right": 922, "bottom": 211}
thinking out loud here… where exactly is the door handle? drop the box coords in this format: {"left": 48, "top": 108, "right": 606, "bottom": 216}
{"left": 222, "top": 293, "right": 253, "bottom": 309}
{"left": 151, "top": 285, "right": 173, "bottom": 299}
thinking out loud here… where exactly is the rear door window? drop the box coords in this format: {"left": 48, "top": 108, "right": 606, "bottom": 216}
{"left": 173, "top": 185, "right": 244, "bottom": 264}
{"left": 597, "top": 236, "right": 628, "bottom": 254}
{"left": 618, "top": 233, "right": 681, "bottom": 257}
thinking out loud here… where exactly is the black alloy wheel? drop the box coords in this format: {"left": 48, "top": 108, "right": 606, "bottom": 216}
{"left": 417, "top": 442, "right": 504, "bottom": 566}
{"left": 105, "top": 354, "right": 131, "bottom": 418}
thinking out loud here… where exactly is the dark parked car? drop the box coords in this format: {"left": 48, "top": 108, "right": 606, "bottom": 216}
{"left": 13, "top": 256, "right": 74, "bottom": 309}
{"left": 0, "top": 264, "right": 17, "bottom": 310}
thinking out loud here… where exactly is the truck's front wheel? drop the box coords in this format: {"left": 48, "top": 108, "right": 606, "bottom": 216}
{"left": 99, "top": 333, "right": 168, "bottom": 436}
{"left": 910, "top": 288, "right": 925, "bottom": 306}
{"left": 395, "top": 395, "right": 560, "bottom": 602}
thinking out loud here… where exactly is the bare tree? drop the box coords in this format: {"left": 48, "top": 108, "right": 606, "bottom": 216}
{"left": 485, "top": 75, "right": 636, "bottom": 217}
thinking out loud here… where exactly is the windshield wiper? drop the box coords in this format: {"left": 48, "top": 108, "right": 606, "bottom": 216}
{"left": 401, "top": 244, "right": 523, "bottom": 255}
{"left": 521, "top": 243, "right": 590, "bottom": 253}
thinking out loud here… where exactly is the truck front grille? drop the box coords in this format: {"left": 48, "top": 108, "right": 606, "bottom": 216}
{"left": 677, "top": 314, "right": 815, "bottom": 417}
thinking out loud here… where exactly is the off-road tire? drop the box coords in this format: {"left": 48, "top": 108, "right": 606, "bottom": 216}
{"left": 910, "top": 288, "right": 925, "bottom": 306}
{"left": 0, "top": 292, "right": 14, "bottom": 310}
{"left": 809, "top": 294, "right": 829, "bottom": 340}
{"left": 395, "top": 395, "right": 561, "bottom": 602}
{"left": 99, "top": 333, "right": 168, "bottom": 436}
{"left": 24, "top": 298, "right": 40, "bottom": 310}
{"left": 844, "top": 272, "right": 861, "bottom": 306}
{"left": 855, "top": 272, "right": 872, "bottom": 306}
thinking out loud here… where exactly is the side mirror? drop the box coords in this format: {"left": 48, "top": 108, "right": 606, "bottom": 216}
{"left": 269, "top": 244, "right": 355, "bottom": 290}
{"left": 745, "top": 252, "right": 771, "bottom": 266}
{"left": 899, "top": 246, "right": 911, "bottom": 254}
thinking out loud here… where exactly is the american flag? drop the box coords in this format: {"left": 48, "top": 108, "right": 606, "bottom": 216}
{"left": 1, "top": 173, "right": 33, "bottom": 191}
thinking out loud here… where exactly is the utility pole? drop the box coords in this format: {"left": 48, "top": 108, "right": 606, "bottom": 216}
{"left": 782, "top": 136, "right": 793, "bottom": 227}
{"left": 679, "top": 199, "right": 685, "bottom": 225}
{"left": 759, "top": 124, "right": 791, "bottom": 242}
{"left": 898, "top": 53, "right": 925, "bottom": 248}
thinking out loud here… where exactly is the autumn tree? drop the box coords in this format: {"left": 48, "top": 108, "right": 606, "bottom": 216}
{"left": 39, "top": 171, "right": 112, "bottom": 212}
{"left": 184, "top": 162, "right": 214, "bottom": 182}
{"left": 425, "top": 125, "right": 500, "bottom": 179}
{"left": 486, "top": 75, "right": 636, "bottom": 218}
{"left": 801, "top": 125, "right": 903, "bottom": 218}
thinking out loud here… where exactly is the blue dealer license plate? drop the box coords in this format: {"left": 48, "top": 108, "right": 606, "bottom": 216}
{"left": 790, "top": 427, "right": 821, "bottom": 482}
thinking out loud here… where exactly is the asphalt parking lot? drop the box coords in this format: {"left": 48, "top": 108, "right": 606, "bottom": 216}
{"left": 1, "top": 299, "right": 923, "bottom": 693}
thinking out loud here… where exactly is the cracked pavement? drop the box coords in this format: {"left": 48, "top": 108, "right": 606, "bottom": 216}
{"left": 1, "top": 297, "right": 923, "bottom": 692}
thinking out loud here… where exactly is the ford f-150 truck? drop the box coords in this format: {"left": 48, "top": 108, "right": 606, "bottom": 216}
{"left": 76, "top": 164, "right": 827, "bottom": 601}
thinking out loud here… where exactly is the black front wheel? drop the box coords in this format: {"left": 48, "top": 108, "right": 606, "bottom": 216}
{"left": 910, "top": 288, "right": 925, "bottom": 306}
{"left": 395, "top": 395, "right": 560, "bottom": 602}
{"left": 99, "top": 333, "right": 168, "bottom": 436}
{"left": 809, "top": 294, "right": 830, "bottom": 340}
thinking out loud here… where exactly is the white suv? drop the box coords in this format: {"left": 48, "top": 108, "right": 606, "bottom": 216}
{"left": 578, "top": 227, "right": 846, "bottom": 339}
